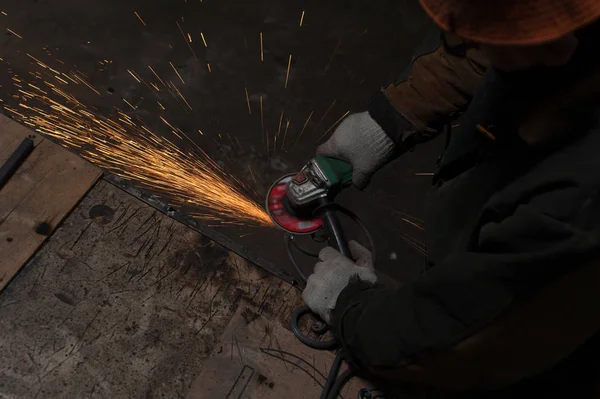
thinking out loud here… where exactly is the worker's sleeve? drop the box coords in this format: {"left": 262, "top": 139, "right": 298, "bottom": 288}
{"left": 331, "top": 184, "right": 600, "bottom": 371}
{"left": 368, "top": 31, "right": 488, "bottom": 153}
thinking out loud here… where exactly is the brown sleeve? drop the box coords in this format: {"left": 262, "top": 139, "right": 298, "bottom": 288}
{"left": 368, "top": 32, "right": 488, "bottom": 150}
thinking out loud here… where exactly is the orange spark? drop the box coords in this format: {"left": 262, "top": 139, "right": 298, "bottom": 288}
{"left": 26, "top": 53, "right": 60, "bottom": 75}
{"left": 265, "top": 128, "right": 270, "bottom": 157}
{"left": 28, "top": 83, "right": 47, "bottom": 95}
{"left": 169, "top": 81, "right": 192, "bottom": 111}
{"left": 299, "top": 11, "right": 305, "bottom": 26}
{"left": 275, "top": 109, "right": 284, "bottom": 152}
{"left": 206, "top": 63, "right": 211, "bottom": 72}
{"left": 247, "top": 164, "right": 258, "bottom": 185}
{"left": 176, "top": 20, "right": 198, "bottom": 60}
{"left": 3, "top": 53, "right": 273, "bottom": 228}
{"left": 148, "top": 65, "right": 165, "bottom": 86}
{"left": 6, "top": 28, "right": 22, "bottom": 39}
{"left": 127, "top": 69, "right": 141, "bottom": 83}
{"left": 281, "top": 118, "right": 291, "bottom": 149}
{"left": 169, "top": 62, "right": 185, "bottom": 84}
{"left": 294, "top": 110, "right": 314, "bottom": 145}
{"left": 319, "top": 110, "right": 350, "bottom": 141}
{"left": 259, "top": 32, "right": 264, "bottom": 62}
{"left": 72, "top": 72, "right": 101, "bottom": 95}
{"left": 160, "top": 116, "right": 178, "bottom": 132}
{"left": 54, "top": 75, "right": 69, "bottom": 85}
{"left": 61, "top": 73, "right": 78, "bottom": 84}
{"left": 200, "top": 32, "right": 208, "bottom": 47}
{"left": 402, "top": 218, "right": 425, "bottom": 231}
{"left": 122, "top": 98, "right": 136, "bottom": 110}
{"left": 134, "top": 11, "right": 147, "bottom": 27}
{"left": 284, "top": 55, "right": 292, "bottom": 89}
{"left": 244, "top": 87, "right": 251, "bottom": 115}
{"left": 399, "top": 232, "right": 427, "bottom": 256}
{"left": 276, "top": 110, "right": 284, "bottom": 138}
{"left": 325, "top": 40, "right": 342, "bottom": 72}
{"left": 318, "top": 99, "right": 337, "bottom": 124}
{"left": 259, "top": 95, "right": 264, "bottom": 140}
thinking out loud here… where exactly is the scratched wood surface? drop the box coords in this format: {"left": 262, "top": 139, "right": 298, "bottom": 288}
{"left": 0, "top": 179, "right": 305, "bottom": 398}
{"left": 0, "top": 114, "right": 102, "bottom": 291}
{"left": 187, "top": 307, "right": 372, "bottom": 399}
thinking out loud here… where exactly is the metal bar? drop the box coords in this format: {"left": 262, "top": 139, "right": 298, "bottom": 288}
{"left": 0, "top": 137, "right": 34, "bottom": 190}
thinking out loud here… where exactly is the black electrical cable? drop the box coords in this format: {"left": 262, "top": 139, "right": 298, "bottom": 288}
{"left": 359, "top": 388, "right": 385, "bottom": 398}
{"left": 320, "top": 352, "right": 344, "bottom": 399}
{"left": 286, "top": 203, "right": 376, "bottom": 285}
{"left": 290, "top": 305, "right": 337, "bottom": 350}
{"left": 319, "top": 202, "right": 352, "bottom": 257}
{"left": 325, "top": 369, "right": 354, "bottom": 399}
{"left": 285, "top": 234, "right": 309, "bottom": 284}
{"left": 334, "top": 204, "right": 377, "bottom": 263}
{"left": 285, "top": 202, "right": 377, "bottom": 399}
{"left": 289, "top": 234, "right": 320, "bottom": 258}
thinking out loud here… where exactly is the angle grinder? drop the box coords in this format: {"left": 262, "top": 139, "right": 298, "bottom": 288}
{"left": 266, "top": 156, "right": 376, "bottom": 399}
{"left": 266, "top": 156, "right": 355, "bottom": 257}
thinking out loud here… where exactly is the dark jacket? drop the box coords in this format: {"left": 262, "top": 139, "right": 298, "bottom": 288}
{"left": 333, "top": 22, "right": 600, "bottom": 397}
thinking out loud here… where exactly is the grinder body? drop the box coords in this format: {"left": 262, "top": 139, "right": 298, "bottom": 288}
{"left": 285, "top": 156, "right": 353, "bottom": 218}
{"left": 267, "top": 156, "right": 353, "bottom": 256}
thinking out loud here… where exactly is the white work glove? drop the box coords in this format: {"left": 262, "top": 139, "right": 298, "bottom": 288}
{"left": 302, "top": 241, "right": 377, "bottom": 324}
{"left": 318, "top": 111, "right": 396, "bottom": 189}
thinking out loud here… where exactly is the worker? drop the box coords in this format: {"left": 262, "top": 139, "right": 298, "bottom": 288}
{"left": 303, "top": 0, "right": 600, "bottom": 397}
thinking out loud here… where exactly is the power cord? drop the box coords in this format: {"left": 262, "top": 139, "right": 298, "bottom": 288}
{"left": 285, "top": 203, "right": 377, "bottom": 399}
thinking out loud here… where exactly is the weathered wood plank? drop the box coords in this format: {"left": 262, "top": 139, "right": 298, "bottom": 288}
{"left": 0, "top": 115, "right": 101, "bottom": 291}
{"left": 187, "top": 308, "right": 372, "bottom": 398}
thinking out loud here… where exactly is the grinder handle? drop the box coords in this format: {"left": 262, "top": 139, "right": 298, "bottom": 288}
{"left": 313, "top": 156, "right": 353, "bottom": 188}
{"left": 318, "top": 199, "right": 352, "bottom": 258}
{"left": 312, "top": 157, "right": 353, "bottom": 258}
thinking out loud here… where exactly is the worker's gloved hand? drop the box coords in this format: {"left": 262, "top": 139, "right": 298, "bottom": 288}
{"left": 318, "top": 111, "right": 395, "bottom": 189}
{"left": 302, "top": 241, "right": 377, "bottom": 324}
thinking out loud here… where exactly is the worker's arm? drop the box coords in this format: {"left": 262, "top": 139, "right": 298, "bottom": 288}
{"left": 371, "top": 256, "right": 600, "bottom": 390}
{"left": 368, "top": 31, "right": 488, "bottom": 150}
{"left": 317, "top": 31, "right": 488, "bottom": 188}
{"left": 331, "top": 185, "right": 600, "bottom": 391}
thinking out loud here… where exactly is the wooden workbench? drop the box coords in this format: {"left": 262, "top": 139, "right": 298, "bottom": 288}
{"left": 0, "top": 115, "right": 369, "bottom": 398}
{"left": 0, "top": 114, "right": 102, "bottom": 291}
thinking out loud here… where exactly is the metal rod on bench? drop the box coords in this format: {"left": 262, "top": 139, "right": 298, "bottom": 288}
{"left": 0, "top": 137, "right": 34, "bottom": 190}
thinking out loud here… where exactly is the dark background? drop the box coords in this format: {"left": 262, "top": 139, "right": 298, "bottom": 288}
{"left": 0, "top": 0, "right": 442, "bottom": 284}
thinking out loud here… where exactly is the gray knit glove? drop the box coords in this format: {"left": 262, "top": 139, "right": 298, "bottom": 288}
{"left": 302, "top": 241, "right": 377, "bottom": 324}
{"left": 318, "top": 111, "right": 396, "bottom": 189}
